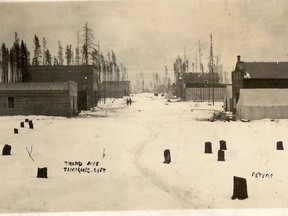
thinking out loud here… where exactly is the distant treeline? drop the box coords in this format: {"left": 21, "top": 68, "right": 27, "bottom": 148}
{"left": 0, "top": 22, "right": 128, "bottom": 83}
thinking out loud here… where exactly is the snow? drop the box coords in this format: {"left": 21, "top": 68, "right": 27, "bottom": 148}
{"left": 1, "top": 93, "right": 288, "bottom": 216}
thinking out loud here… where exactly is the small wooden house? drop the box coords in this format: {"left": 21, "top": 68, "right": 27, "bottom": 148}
{"left": 175, "top": 72, "right": 223, "bottom": 101}
{"left": 184, "top": 82, "right": 226, "bottom": 102}
{"left": 231, "top": 55, "right": 288, "bottom": 112}
{"left": 0, "top": 81, "right": 77, "bottom": 117}
{"left": 99, "top": 81, "right": 130, "bottom": 99}
{"left": 29, "top": 65, "right": 98, "bottom": 110}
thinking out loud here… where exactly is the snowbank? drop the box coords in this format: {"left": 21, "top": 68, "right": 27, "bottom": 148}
{"left": 1, "top": 93, "right": 288, "bottom": 215}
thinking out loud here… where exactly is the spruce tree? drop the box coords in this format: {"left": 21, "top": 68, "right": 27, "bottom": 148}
{"left": 1, "top": 43, "right": 9, "bottom": 82}
{"left": 20, "top": 40, "right": 30, "bottom": 82}
{"left": 32, "top": 35, "right": 42, "bottom": 66}
{"left": 45, "top": 49, "right": 52, "bottom": 66}
{"left": 65, "top": 45, "right": 73, "bottom": 65}
{"left": 82, "top": 22, "right": 95, "bottom": 65}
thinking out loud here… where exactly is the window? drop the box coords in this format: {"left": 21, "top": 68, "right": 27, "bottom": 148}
{"left": 8, "top": 97, "right": 14, "bottom": 109}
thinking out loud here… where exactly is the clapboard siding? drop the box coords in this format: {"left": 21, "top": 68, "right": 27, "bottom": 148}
{"left": 99, "top": 81, "right": 130, "bottom": 98}
{"left": 29, "top": 66, "right": 97, "bottom": 110}
{"left": 0, "top": 81, "right": 77, "bottom": 117}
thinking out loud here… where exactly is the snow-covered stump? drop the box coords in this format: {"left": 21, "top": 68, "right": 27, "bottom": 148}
{"left": 220, "top": 140, "right": 227, "bottom": 150}
{"left": 277, "top": 141, "right": 284, "bottom": 150}
{"left": 20, "top": 122, "right": 24, "bottom": 128}
{"left": 37, "top": 167, "right": 48, "bottom": 178}
{"left": 14, "top": 128, "right": 18, "bottom": 134}
{"left": 231, "top": 176, "right": 248, "bottom": 200}
{"left": 2, "top": 144, "right": 11, "bottom": 155}
{"left": 204, "top": 142, "right": 212, "bottom": 154}
{"left": 163, "top": 149, "right": 171, "bottom": 164}
{"left": 218, "top": 150, "right": 225, "bottom": 161}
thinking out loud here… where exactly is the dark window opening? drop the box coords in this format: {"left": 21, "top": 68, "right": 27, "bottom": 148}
{"left": 8, "top": 97, "right": 14, "bottom": 109}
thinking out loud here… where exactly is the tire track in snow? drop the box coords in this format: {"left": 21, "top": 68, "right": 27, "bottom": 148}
{"left": 130, "top": 120, "right": 204, "bottom": 209}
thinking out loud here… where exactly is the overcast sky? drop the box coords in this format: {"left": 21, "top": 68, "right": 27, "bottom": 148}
{"left": 0, "top": 0, "right": 287, "bottom": 80}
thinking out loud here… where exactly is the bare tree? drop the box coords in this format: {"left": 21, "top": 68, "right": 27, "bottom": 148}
{"left": 57, "top": 40, "right": 64, "bottom": 66}
{"left": 32, "top": 34, "right": 42, "bottom": 66}
{"left": 42, "top": 37, "right": 47, "bottom": 65}
{"left": 82, "top": 22, "right": 95, "bottom": 65}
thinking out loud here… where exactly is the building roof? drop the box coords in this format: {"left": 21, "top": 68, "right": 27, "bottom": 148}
{"left": 0, "top": 82, "right": 74, "bottom": 91}
{"left": 239, "top": 89, "right": 288, "bottom": 107}
{"left": 182, "top": 72, "right": 219, "bottom": 83}
{"left": 235, "top": 61, "right": 288, "bottom": 79}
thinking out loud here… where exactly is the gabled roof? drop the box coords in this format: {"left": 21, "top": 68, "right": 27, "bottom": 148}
{"left": 182, "top": 72, "right": 219, "bottom": 82}
{"left": 235, "top": 61, "right": 288, "bottom": 79}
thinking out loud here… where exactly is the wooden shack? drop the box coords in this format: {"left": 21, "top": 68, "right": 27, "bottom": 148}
{"left": 99, "top": 81, "right": 130, "bottom": 99}
{"left": 29, "top": 65, "right": 98, "bottom": 110}
{"left": 0, "top": 81, "right": 77, "bottom": 117}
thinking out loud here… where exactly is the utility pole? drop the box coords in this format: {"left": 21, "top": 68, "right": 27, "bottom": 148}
{"left": 76, "top": 30, "right": 80, "bottom": 65}
{"left": 165, "top": 65, "right": 168, "bottom": 92}
{"left": 195, "top": 54, "right": 198, "bottom": 72}
{"left": 210, "top": 33, "right": 214, "bottom": 105}
{"left": 184, "top": 47, "right": 186, "bottom": 73}
{"left": 199, "top": 40, "right": 202, "bottom": 73}
{"left": 42, "top": 37, "right": 46, "bottom": 65}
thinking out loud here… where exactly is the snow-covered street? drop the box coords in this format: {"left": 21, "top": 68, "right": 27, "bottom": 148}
{"left": 1, "top": 93, "right": 288, "bottom": 214}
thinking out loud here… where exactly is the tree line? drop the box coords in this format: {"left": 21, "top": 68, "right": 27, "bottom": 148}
{"left": 0, "top": 22, "right": 128, "bottom": 83}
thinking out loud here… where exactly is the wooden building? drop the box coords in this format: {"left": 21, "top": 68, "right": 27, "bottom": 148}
{"left": 99, "top": 81, "right": 130, "bottom": 99}
{"left": 184, "top": 82, "right": 226, "bottom": 102}
{"left": 0, "top": 81, "right": 77, "bottom": 117}
{"left": 175, "top": 72, "right": 225, "bottom": 102}
{"left": 29, "top": 65, "right": 98, "bottom": 110}
{"left": 231, "top": 55, "right": 288, "bottom": 113}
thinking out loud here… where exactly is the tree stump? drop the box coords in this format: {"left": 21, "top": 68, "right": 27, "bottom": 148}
{"left": 20, "top": 122, "right": 24, "bottom": 128}
{"left": 220, "top": 140, "right": 227, "bottom": 150}
{"left": 231, "top": 176, "right": 248, "bottom": 200}
{"left": 14, "top": 128, "right": 18, "bottom": 134}
{"left": 218, "top": 150, "right": 225, "bottom": 161}
{"left": 29, "top": 123, "right": 34, "bottom": 129}
{"left": 25, "top": 119, "right": 29, "bottom": 122}
{"left": 163, "top": 149, "right": 171, "bottom": 164}
{"left": 2, "top": 144, "right": 11, "bottom": 155}
{"left": 37, "top": 167, "right": 48, "bottom": 178}
{"left": 277, "top": 141, "right": 284, "bottom": 150}
{"left": 205, "top": 142, "right": 212, "bottom": 154}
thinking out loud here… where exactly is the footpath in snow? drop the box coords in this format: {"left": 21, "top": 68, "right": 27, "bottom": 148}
{"left": 1, "top": 93, "right": 288, "bottom": 216}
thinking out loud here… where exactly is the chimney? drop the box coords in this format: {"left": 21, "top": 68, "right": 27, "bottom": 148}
{"left": 237, "top": 55, "right": 241, "bottom": 62}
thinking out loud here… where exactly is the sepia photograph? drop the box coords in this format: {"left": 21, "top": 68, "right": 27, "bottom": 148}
{"left": 0, "top": 0, "right": 288, "bottom": 215}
